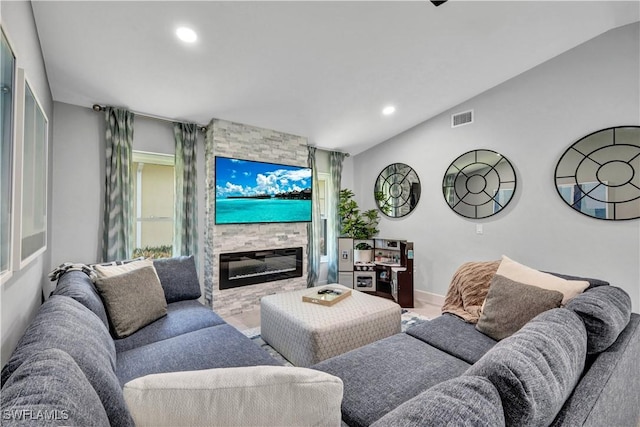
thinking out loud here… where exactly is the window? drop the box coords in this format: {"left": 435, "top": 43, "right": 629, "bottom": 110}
{"left": 1, "top": 29, "right": 15, "bottom": 277}
{"left": 18, "top": 76, "right": 48, "bottom": 267}
{"left": 318, "top": 172, "right": 329, "bottom": 262}
{"left": 132, "top": 151, "right": 174, "bottom": 258}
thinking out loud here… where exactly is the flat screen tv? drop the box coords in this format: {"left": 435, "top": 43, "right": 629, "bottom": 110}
{"left": 215, "top": 157, "right": 312, "bottom": 225}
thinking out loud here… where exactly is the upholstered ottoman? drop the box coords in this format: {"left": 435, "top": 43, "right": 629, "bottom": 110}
{"left": 261, "top": 284, "right": 401, "bottom": 367}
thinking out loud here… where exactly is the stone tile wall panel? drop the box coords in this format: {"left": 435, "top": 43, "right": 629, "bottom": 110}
{"left": 205, "top": 119, "right": 308, "bottom": 317}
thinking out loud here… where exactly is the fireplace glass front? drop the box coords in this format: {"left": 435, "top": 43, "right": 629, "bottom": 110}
{"left": 219, "top": 247, "right": 303, "bottom": 290}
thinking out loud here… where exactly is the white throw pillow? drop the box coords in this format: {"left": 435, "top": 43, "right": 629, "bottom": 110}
{"left": 94, "top": 259, "right": 153, "bottom": 278}
{"left": 497, "top": 255, "right": 589, "bottom": 305}
{"left": 123, "top": 366, "right": 344, "bottom": 427}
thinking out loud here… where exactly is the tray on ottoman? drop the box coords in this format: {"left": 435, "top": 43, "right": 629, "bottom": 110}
{"left": 261, "top": 284, "right": 401, "bottom": 367}
{"left": 302, "top": 287, "right": 352, "bottom": 306}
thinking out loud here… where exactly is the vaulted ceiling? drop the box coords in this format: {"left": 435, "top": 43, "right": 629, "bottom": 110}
{"left": 31, "top": 1, "right": 639, "bottom": 154}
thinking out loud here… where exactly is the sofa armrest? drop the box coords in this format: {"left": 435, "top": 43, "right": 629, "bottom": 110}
{"left": 552, "top": 313, "right": 640, "bottom": 426}
{"left": 123, "top": 366, "right": 343, "bottom": 427}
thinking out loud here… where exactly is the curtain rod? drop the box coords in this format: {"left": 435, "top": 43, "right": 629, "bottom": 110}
{"left": 92, "top": 104, "right": 207, "bottom": 132}
{"left": 308, "top": 144, "right": 350, "bottom": 157}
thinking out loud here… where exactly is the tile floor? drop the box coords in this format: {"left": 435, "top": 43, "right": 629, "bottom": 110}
{"left": 224, "top": 296, "right": 442, "bottom": 331}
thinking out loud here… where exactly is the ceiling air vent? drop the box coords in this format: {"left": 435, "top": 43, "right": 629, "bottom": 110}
{"left": 451, "top": 110, "right": 474, "bottom": 128}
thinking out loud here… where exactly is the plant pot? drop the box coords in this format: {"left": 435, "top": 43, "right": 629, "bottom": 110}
{"left": 353, "top": 249, "right": 373, "bottom": 264}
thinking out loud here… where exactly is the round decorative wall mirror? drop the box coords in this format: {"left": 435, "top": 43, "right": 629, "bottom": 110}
{"left": 442, "top": 149, "right": 517, "bottom": 219}
{"left": 374, "top": 163, "right": 421, "bottom": 218}
{"left": 554, "top": 126, "right": 640, "bottom": 220}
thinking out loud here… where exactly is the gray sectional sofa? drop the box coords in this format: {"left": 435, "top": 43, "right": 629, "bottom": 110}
{"left": 313, "top": 278, "right": 640, "bottom": 426}
{"left": 2, "top": 255, "right": 638, "bottom": 427}
{"left": 0, "top": 257, "right": 282, "bottom": 426}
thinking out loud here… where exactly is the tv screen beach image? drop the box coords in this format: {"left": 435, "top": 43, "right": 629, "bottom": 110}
{"left": 215, "top": 157, "right": 312, "bottom": 224}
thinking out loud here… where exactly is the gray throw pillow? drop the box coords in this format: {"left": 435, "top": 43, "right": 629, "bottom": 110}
{"left": 153, "top": 255, "right": 201, "bottom": 303}
{"left": 565, "top": 285, "right": 631, "bottom": 354}
{"left": 1, "top": 349, "right": 110, "bottom": 427}
{"left": 95, "top": 265, "right": 167, "bottom": 338}
{"left": 370, "top": 376, "right": 504, "bottom": 427}
{"left": 467, "top": 308, "right": 587, "bottom": 426}
{"left": 476, "top": 275, "right": 564, "bottom": 340}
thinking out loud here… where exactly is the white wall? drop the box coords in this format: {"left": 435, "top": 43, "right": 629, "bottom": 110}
{"left": 50, "top": 102, "right": 206, "bottom": 293}
{"left": 352, "top": 23, "right": 640, "bottom": 310}
{"left": 1, "top": 1, "right": 55, "bottom": 366}
{"left": 50, "top": 103, "right": 103, "bottom": 267}
{"left": 341, "top": 156, "right": 354, "bottom": 191}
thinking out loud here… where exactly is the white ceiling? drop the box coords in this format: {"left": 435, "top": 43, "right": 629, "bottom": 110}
{"left": 31, "top": 1, "right": 639, "bottom": 155}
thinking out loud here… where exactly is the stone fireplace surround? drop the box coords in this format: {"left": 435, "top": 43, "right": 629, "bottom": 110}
{"left": 205, "top": 119, "right": 309, "bottom": 317}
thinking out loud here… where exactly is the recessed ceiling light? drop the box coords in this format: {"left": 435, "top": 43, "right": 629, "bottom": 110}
{"left": 176, "top": 27, "right": 197, "bottom": 43}
{"left": 382, "top": 106, "right": 396, "bottom": 116}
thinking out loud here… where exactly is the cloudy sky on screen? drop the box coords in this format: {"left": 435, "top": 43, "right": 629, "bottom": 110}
{"left": 216, "top": 157, "right": 311, "bottom": 197}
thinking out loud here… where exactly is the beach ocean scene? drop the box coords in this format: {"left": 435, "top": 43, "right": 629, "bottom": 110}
{"left": 215, "top": 157, "right": 313, "bottom": 224}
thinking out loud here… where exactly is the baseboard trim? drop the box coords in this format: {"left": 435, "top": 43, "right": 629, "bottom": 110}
{"left": 414, "top": 289, "right": 445, "bottom": 307}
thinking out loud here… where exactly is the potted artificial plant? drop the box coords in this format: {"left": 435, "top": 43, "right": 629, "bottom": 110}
{"left": 338, "top": 189, "right": 380, "bottom": 263}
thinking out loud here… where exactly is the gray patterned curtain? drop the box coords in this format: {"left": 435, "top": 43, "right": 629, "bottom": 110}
{"left": 327, "top": 151, "right": 347, "bottom": 283}
{"left": 173, "top": 122, "right": 198, "bottom": 258}
{"left": 203, "top": 123, "right": 214, "bottom": 305}
{"left": 102, "top": 107, "right": 134, "bottom": 261}
{"left": 306, "top": 146, "right": 321, "bottom": 287}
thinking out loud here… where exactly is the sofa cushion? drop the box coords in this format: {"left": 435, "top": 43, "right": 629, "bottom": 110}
{"left": 0, "top": 296, "right": 134, "bottom": 427}
{"left": 123, "top": 366, "right": 343, "bottom": 427}
{"left": 466, "top": 308, "right": 587, "bottom": 427}
{"left": 114, "top": 299, "right": 226, "bottom": 352}
{"left": 312, "top": 333, "right": 471, "bottom": 427}
{"left": 116, "top": 324, "right": 281, "bottom": 386}
{"left": 0, "top": 349, "right": 110, "bottom": 427}
{"left": 476, "top": 275, "right": 563, "bottom": 340}
{"left": 50, "top": 270, "right": 109, "bottom": 328}
{"left": 496, "top": 256, "right": 589, "bottom": 305}
{"left": 95, "top": 265, "right": 168, "bottom": 338}
{"left": 565, "top": 285, "right": 631, "bottom": 354}
{"left": 406, "top": 313, "right": 496, "bottom": 364}
{"left": 370, "top": 376, "right": 504, "bottom": 427}
{"left": 153, "top": 255, "right": 201, "bottom": 303}
{"left": 441, "top": 260, "right": 501, "bottom": 323}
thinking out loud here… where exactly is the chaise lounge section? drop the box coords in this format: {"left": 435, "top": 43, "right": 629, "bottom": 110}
{"left": 313, "top": 261, "right": 640, "bottom": 426}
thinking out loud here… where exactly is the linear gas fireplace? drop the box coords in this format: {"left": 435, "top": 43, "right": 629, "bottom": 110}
{"left": 219, "top": 247, "right": 303, "bottom": 290}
